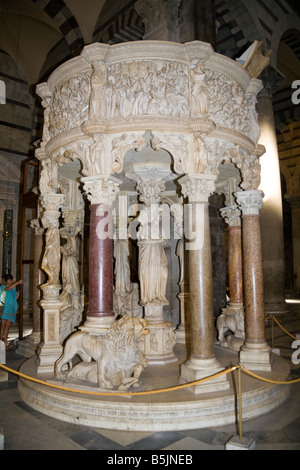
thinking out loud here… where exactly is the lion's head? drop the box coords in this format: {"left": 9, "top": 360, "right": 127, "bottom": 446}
{"left": 108, "top": 315, "right": 149, "bottom": 340}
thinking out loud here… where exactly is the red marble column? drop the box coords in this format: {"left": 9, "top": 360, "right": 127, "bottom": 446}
{"left": 88, "top": 203, "right": 114, "bottom": 318}
{"left": 236, "top": 190, "right": 271, "bottom": 371}
{"left": 228, "top": 225, "right": 243, "bottom": 304}
{"left": 81, "top": 175, "right": 120, "bottom": 334}
{"left": 178, "top": 174, "right": 230, "bottom": 393}
{"left": 220, "top": 206, "right": 243, "bottom": 305}
{"left": 218, "top": 206, "right": 244, "bottom": 351}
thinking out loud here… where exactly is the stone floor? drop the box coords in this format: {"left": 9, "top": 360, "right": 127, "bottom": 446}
{"left": 0, "top": 302, "right": 300, "bottom": 451}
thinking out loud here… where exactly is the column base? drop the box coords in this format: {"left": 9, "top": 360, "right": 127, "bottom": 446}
{"left": 264, "top": 301, "right": 290, "bottom": 316}
{"left": 143, "top": 322, "right": 177, "bottom": 365}
{"left": 37, "top": 343, "right": 63, "bottom": 374}
{"left": 179, "top": 356, "right": 230, "bottom": 394}
{"left": 16, "top": 332, "right": 42, "bottom": 358}
{"left": 80, "top": 315, "right": 115, "bottom": 335}
{"left": 225, "top": 435, "right": 256, "bottom": 450}
{"left": 239, "top": 341, "right": 272, "bottom": 371}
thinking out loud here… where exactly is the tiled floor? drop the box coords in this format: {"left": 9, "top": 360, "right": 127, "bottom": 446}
{"left": 0, "top": 303, "right": 300, "bottom": 451}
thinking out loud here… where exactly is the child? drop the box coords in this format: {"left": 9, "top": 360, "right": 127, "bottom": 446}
{"left": 0, "top": 274, "right": 23, "bottom": 346}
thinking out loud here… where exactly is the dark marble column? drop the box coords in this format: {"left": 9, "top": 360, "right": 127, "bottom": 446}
{"left": 81, "top": 176, "right": 120, "bottom": 334}
{"left": 178, "top": 174, "right": 229, "bottom": 394}
{"left": 16, "top": 219, "right": 44, "bottom": 358}
{"left": 236, "top": 190, "right": 271, "bottom": 371}
{"left": 287, "top": 196, "right": 300, "bottom": 294}
{"left": 2, "top": 209, "right": 13, "bottom": 277}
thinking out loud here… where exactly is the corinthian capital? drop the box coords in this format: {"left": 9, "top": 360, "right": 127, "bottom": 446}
{"left": 81, "top": 175, "right": 121, "bottom": 205}
{"left": 179, "top": 174, "right": 216, "bottom": 202}
{"left": 220, "top": 205, "right": 241, "bottom": 227}
{"left": 235, "top": 189, "right": 264, "bottom": 215}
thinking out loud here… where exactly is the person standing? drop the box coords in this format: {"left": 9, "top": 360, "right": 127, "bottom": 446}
{"left": 0, "top": 274, "right": 23, "bottom": 346}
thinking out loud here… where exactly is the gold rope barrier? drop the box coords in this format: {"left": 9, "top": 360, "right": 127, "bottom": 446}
{"left": 0, "top": 363, "right": 238, "bottom": 397}
{"left": 270, "top": 315, "right": 299, "bottom": 341}
{"left": 239, "top": 364, "right": 300, "bottom": 385}
{"left": 1, "top": 360, "right": 300, "bottom": 395}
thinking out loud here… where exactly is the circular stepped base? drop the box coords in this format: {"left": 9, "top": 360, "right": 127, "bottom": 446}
{"left": 18, "top": 346, "right": 291, "bottom": 431}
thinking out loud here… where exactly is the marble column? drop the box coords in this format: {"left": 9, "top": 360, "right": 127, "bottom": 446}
{"left": 235, "top": 190, "right": 272, "bottom": 371}
{"left": 287, "top": 196, "right": 300, "bottom": 293}
{"left": 257, "top": 66, "right": 288, "bottom": 315}
{"left": 173, "top": 206, "right": 190, "bottom": 346}
{"left": 218, "top": 205, "right": 245, "bottom": 351}
{"left": 37, "top": 193, "right": 65, "bottom": 374}
{"left": 2, "top": 209, "right": 13, "bottom": 277}
{"left": 179, "top": 174, "right": 229, "bottom": 394}
{"left": 81, "top": 176, "right": 120, "bottom": 335}
{"left": 17, "top": 219, "right": 44, "bottom": 358}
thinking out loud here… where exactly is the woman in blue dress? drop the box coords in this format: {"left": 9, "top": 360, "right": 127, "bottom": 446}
{"left": 0, "top": 274, "right": 23, "bottom": 346}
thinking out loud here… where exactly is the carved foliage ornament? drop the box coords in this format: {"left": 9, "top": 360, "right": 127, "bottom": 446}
{"left": 82, "top": 177, "right": 120, "bottom": 205}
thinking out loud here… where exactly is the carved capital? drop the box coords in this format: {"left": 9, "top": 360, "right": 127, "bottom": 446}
{"left": 235, "top": 189, "right": 264, "bottom": 215}
{"left": 179, "top": 174, "right": 216, "bottom": 202}
{"left": 81, "top": 175, "right": 121, "bottom": 205}
{"left": 258, "top": 65, "right": 284, "bottom": 98}
{"left": 62, "top": 210, "right": 83, "bottom": 228}
{"left": 137, "top": 179, "right": 166, "bottom": 206}
{"left": 40, "top": 194, "right": 65, "bottom": 229}
{"left": 220, "top": 205, "right": 241, "bottom": 227}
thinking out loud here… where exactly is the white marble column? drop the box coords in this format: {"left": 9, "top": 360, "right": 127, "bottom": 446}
{"left": 178, "top": 174, "right": 229, "bottom": 394}
{"left": 235, "top": 190, "right": 272, "bottom": 371}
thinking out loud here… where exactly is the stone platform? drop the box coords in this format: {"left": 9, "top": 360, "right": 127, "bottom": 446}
{"left": 18, "top": 345, "right": 291, "bottom": 432}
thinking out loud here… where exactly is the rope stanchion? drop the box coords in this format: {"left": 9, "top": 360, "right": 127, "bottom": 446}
{"left": 238, "top": 366, "right": 243, "bottom": 441}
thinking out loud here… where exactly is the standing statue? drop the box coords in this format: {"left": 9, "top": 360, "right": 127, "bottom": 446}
{"left": 114, "top": 239, "right": 131, "bottom": 294}
{"left": 190, "top": 60, "right": 209, "bottom": 116}
{"left": 60, "top": 221, "right": 81, "bottom": 296}
{"left": 41, "top": 224, "right": 61, "bottom": 286}
{"left": 89, "top": 60, "right": 107, "bottom": 119}
{"left": 137, "top": 206, "right": 168, "bottom": 306}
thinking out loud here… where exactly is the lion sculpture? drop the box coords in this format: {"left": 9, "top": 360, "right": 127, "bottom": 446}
{"left": 55, "top": 315, "right": 149, "bottom": 390}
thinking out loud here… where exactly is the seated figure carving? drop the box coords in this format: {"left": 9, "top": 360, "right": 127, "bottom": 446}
{"left": 55, "top": 315, "right": 149, "bottom": 390}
